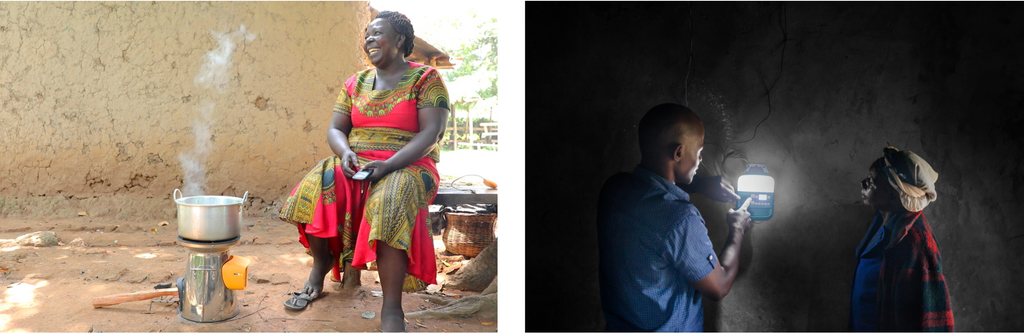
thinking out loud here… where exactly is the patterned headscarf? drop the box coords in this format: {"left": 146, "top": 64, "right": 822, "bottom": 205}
{"left": 879, "top": 147, "right": 939, "bottom": 212}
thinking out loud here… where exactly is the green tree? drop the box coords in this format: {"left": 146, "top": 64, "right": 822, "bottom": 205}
{"left": 425, "top": 9, "right": 497, "bottom": 151}
{"left": 443, "top": 14, "right": 497, "bottom": 100}
{"left": 440, "top": 11, "right": 497, "bottom": 112}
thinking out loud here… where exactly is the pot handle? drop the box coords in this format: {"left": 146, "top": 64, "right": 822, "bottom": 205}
{"left": 240, "top": 191, "right": 249, "bottom": 213}
{"left": 173, "top": 188, "right": 182, "bottom": 202}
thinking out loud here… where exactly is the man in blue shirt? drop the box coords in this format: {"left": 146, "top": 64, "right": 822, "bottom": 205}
{"left": 598, "top": 103, "right": 754, "bottom": 331}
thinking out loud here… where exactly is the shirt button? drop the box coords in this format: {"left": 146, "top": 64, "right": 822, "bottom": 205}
{"left": 708, "top": 255, "right": 713, "bottom": 261}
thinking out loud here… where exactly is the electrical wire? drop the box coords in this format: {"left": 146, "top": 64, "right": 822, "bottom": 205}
{"left": 694, "top": 4, "right": 784, "bottom": 230}
{"left": 733, "top": 1, "right": 786, "bottom": 143}
{"left": 703, "top": 3, "right": 787, "bottom": 180}
{"left": 690, "top": 4, "right": 787, "bottom": 225}
{"left": 449, "top": 174, "right": 486, "bottom": 194}
{"left": 702, "top": 141, "right": 749, "bottom": 177}
{"left": 731, "top": 4, "right": 788, "bottom": 225}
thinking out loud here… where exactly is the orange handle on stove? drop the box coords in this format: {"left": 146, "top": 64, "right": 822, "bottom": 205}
{"left": 222, "top": 255, "right": 250, "bottom": 290}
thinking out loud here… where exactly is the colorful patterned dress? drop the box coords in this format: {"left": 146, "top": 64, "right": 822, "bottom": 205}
{"left": 279, "top": 62, "right": 449, "bottom": 290}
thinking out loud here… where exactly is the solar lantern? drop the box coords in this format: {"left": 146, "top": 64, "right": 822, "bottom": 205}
{"left": 736, "top": 164, "right": 775, "bottom": 221}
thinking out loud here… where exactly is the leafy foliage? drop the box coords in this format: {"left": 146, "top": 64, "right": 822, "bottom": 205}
{"left": 402, "top": 7, "right": 498, "bottom": 152}
{"left": 436, "top": 11, "right": 498, "bottom": 108}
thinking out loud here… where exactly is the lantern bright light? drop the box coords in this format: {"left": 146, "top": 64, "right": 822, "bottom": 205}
{"left": 736, "top": 164, "right": 775, "bottom": 221}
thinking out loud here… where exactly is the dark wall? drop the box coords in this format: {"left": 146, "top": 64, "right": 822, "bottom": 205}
{"left": 526, "top": 2, "right": 1024, "bottom": 331}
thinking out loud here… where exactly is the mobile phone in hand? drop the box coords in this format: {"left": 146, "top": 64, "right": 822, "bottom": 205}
{"left": 352, "top": 168, "right": 373, "bottom": 180}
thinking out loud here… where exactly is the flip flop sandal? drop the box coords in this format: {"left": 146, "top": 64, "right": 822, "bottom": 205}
{"left": 283, "top": 291, "right": 319, "bottom": 311}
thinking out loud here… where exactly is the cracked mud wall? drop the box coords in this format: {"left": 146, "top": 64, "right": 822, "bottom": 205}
{"left": 0, "top": 2, "right": 371, "bottom": 218}
{"left": 527, "top": 2, "right": 1024, "bottom": 331}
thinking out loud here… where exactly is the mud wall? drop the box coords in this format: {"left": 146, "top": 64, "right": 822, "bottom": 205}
{"left": 526, "top": 2, "right": 1024, "bottom": 331}
{"left": 0, "top": 2, "right": 371, "bottom": 218}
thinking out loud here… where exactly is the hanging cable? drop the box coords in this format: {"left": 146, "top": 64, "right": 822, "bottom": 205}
{"left": 733, "top": 2, "right": 786, "bottom": 143}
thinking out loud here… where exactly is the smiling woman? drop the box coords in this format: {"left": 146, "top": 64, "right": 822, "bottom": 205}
{"left": 364, "top": 12, "right": 415, "bottom": 67}
{"left": 277, "top": 10, "right": 451, "bottom": 332}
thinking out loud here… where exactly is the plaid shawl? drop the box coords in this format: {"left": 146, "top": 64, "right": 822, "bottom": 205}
{"left": 865, "top": 211, "right": 954, "bottom": 331}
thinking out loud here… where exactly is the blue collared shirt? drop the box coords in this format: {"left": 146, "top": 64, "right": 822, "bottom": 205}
{"left": 851, "top": 213, "right": 896, "bottom": 331}
{"left": 597, "top": 166, "right": 719, "bottom": 332}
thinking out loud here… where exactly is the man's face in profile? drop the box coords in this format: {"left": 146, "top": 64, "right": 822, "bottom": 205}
{"left": 674, "top": 124, "right": 705, "bottom": 185}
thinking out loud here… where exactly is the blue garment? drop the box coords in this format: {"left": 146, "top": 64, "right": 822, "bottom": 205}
{"left": 851, "top": 213, "right": 896, "bottom": 331}
{"left": 597, "top": 166, "right": 719, "bottom": 332}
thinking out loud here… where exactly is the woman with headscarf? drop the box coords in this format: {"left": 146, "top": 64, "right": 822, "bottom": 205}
{"left": 852, "top": 147, "right": 953, "bottom": 331}
{"left": 278, "top": 10, "right": 449, "bottom": 332}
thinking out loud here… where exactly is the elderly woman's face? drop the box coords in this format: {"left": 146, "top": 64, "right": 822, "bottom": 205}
{"left": 861, "top": 165, "right": 895, "bottom": 210}
{"left": 363, "top": 18, "right": 403, "bottom": 66}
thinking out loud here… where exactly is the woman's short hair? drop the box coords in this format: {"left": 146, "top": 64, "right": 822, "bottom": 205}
{"left": 376, "top": 11, "right": 415, "bottom": 57}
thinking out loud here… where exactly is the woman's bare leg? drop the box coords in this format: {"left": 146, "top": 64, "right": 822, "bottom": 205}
{"left": 376, "top": 242, "right": 408, "bottom": 332}
{"left": 304, "top": 235, "right": 334, "bottom": 298}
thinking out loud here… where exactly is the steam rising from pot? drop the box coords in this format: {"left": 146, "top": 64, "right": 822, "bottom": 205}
{"left": 179, "top": 25, "right": 256, "bottom": 197}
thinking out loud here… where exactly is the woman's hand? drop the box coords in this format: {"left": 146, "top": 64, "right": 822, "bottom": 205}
{"left": 327, "top": 112, "right": 358, "bottom": 178}
{"left": 339, "top": 150, "right": 359, "bottom": 178}
{"left": 360, "top": 160, "right": 394, "bottom": 182}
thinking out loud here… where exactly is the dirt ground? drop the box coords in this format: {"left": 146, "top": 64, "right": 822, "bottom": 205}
{"left": 0, "top": 217, "right": 496, "bottom": 332}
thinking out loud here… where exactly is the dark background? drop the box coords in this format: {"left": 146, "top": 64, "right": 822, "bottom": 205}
{"left": 526, "top": 2, "right": 1024, "bottom": 331}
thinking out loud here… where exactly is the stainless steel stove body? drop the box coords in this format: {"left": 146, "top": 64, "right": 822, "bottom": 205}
{"left": 176, "top": 236, "right": 241, "bottom": 323}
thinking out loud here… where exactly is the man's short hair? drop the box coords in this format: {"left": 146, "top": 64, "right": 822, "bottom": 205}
{"left": 638, "top": 103, "right": 701, "bottom": 158}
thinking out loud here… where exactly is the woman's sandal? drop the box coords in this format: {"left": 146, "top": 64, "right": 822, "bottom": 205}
{"left": 283, "top": 282, "right": 323, "bottom": 311}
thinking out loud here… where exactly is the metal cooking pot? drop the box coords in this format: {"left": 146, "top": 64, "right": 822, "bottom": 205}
{"left": 174, "top": 189, "right": 248, "bottom": 242}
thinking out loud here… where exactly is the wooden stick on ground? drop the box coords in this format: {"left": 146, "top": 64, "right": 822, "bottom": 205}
{"left": 92, "top": 288, "right": 178, "bottom": 308}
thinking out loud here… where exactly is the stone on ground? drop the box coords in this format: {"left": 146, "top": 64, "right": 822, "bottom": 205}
{"left": 15, "top": 231, "right": 60, "bottom": 247}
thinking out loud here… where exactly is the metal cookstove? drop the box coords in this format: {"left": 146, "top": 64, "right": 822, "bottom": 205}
{"left": 176, "top": 236, "right": 248, "bottom": 322}
{"left": 173, "top": 189, "right": 251, "bottom": 323}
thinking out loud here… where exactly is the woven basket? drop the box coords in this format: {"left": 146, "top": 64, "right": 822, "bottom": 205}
{"left": 442, "top": 212, "right": 497, "bottom": 257}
